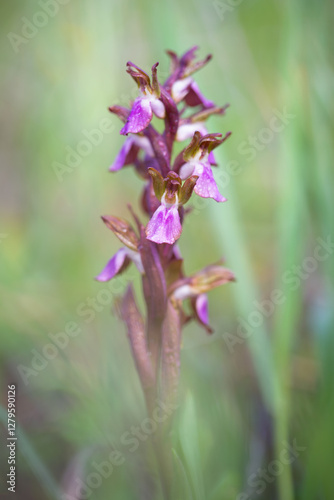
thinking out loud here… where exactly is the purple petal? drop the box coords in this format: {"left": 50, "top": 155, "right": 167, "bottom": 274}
{"left": 208, "top": 150, "right": 217, "bottom": 166}
{"left": 194, "top": 162, "right": 226, "bottom": 202}
{"left": 194, "top": 293, "right": 213, "bottom": 333}
{"left": 184, "top": 81, "right": 215, "bottom": 108}
{"left": 120, "top": 97, "right": 153, "bottom": 135}
{"left": 109, "top": 137, "right": 138, "bottom": 171}
{"left": 95, "top": 248, "right": 129, "bottom": 281}
{"left": 195, "top": 294, "right": 209, "bottom": 326}
{"left": 146, "top": 204, "right": 182, "bottom": 245}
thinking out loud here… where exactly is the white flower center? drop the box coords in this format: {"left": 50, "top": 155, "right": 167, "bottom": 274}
{"left": 161, "top": 192, "right": 179, "bottom": 209}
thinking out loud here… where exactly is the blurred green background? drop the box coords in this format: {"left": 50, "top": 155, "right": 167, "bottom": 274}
{"left": 1, "top": 0, "right": 333, "bottom": 499}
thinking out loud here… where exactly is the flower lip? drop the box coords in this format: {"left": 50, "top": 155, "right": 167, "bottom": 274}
{"left": 193, "top": 165, "right": 226, "bottom": 203}
{"left": 145, "top": 203, "right": 182, "bottom": 245}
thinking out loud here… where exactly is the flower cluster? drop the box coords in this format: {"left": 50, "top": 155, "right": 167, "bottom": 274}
{"left": 96, "top": 47, "right": 235, "bottom": 413}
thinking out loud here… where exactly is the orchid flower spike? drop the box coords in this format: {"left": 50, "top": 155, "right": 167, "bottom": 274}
{"left": 96, "top": 48, "right": 235, "bottom": 426}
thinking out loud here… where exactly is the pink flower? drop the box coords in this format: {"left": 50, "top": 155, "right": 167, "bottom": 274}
{"left": 179, "top": 132, "right": 231, "bottom": 203}
{"left": 120, "top": 62, "right": 165, "bottom": 135}
{"left": 180, "top": 156, "right": 226, "bottom": 203}
{"left": 145, "top": 170, "right": 198, "bottom": 245}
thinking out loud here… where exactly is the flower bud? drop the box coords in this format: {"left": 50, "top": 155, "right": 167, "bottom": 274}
{"left": 101, "top": 215, "right": 139, "bottom": 251}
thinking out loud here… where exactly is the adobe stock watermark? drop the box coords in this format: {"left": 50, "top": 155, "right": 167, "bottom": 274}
{"left": 17, "top": 266, "right": 137, "bottom": 385}
{"left": 7, "top": 0, "right": 71, "bottom": 54}
{"left": 213, "top": 0, "right": 244, "bottom": 21}
{"left": 223, "top": 235, "right": 334, "bottom": 352}
{"left": 52, "top": 117, "right": 116, "bottom": 182}
{"left": 51, "top": 82, "right": 145, "bottom": 182}
{"left": 52, "top": 69, "right": 169, "bottom": 183}
{"left": 188, "top": 107, "right": 295, "bottom": 218}
{"left": 62, "top": 399, "right": 178, "bottom": 500}
{"left": 237, "top": 107, "right": 295, "bottom": 162}
{"left": 236, "top": 439, "right": 306, "bottom": 500}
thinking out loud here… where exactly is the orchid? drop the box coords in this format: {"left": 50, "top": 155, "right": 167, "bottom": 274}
{"left": 145, "top": 169, "right": 198, "bottom": 244}
{"left": 178, "top": 131, "right": 231, "bottom": 203}
{"left": 170, "top": 263, "right": 236, "bottom": 333}
{"left": 120, "top": 62, "right": 165, "bottom": 135}
{"left": 96, "top": 47, "right": 235, "bottom": 499}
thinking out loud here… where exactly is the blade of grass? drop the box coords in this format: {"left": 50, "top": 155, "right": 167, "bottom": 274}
{"left": 208, "top": 182, "right": 279, "bottom": 413}
{"left": 172, "top": 448, "right": 194, "bottom": 500}
{"left": 178, "top": 392, "right": 206, "bottom": 500}
{"left": 271, "top": 2, "right": 311, "bottom": 499}
{"left": 0, "top": 405, "right": 63, "bottom": 500}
